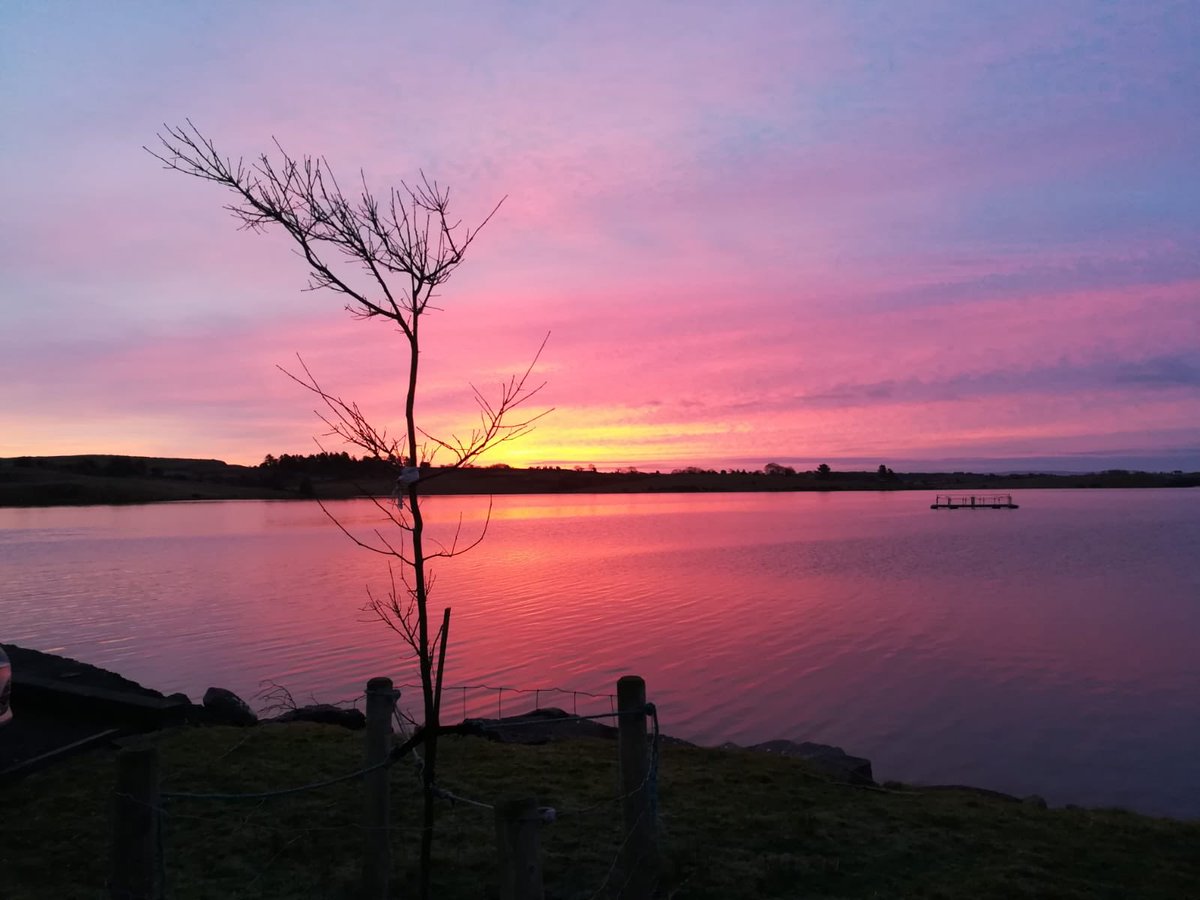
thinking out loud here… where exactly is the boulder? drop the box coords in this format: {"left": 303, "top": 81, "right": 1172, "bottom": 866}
{"left": 202, "top": 687, "right": 257, "bottom": 727}
{"left": 273, "top": 704, "right": 365, "bottom": 730}
{"left": 164, "top": 692, "right": 203, "bottom": 725}
{"left": 741, "top": 739, "right": 875, "bottom": 785}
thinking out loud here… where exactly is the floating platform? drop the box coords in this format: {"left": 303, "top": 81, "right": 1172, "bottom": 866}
{"left": 931, "top": 493, "right": 1019, "bottom": 509}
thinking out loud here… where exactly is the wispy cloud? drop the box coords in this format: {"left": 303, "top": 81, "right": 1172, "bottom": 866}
{"left": 1, "top": 1, "right": 1197, "bottom": 469}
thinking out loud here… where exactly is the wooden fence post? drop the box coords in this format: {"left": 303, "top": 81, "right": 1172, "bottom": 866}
{"left": 362, "top": 677, "right": 396, "bottom": 900}
{"left": 110, "top": 745, "right": 162, "bottom": 900}
{"left": 495, "top": 796, "right": 543, "bottom": 900}
{"left": 617, "top": 675, "right": 657, "bottom": 900}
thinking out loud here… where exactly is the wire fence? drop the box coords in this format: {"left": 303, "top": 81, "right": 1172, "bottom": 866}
{"left": 108, "top": 676, "right": 661, "bottom": 900}
{"left": 395, "top": 680, "right": 619, "bottom": 720}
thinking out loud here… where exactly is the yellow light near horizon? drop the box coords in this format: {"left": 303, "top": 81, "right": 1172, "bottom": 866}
{"left": 430, "top": 406, "right": 752, "bottom": 470}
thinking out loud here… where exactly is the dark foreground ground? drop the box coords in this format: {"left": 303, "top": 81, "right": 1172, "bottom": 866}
{"left": 3, "top": 723, "right": 1198, "bottom": 899}
{"left": 1, "top": 645, "right": 1198, "bottom": 898}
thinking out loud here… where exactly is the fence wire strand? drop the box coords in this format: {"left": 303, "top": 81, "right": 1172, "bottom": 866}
{"left": 396, "top": 681, "right": 617, "bottom": 719}
{"left": 113, "top": 681, "right": 661, "bottom": 899}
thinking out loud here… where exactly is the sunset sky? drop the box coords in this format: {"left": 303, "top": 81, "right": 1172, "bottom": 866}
{"left": 2, "top": 1, "right": 1198, "bottom": 472}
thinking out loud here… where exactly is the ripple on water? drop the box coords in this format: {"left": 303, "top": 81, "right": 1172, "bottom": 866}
{"left": 2, "top": 491, "right": 1199, "bottom": 817}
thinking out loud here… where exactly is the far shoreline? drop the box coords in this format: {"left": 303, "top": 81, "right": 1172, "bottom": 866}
{"left": 1, "top": 453, "right": 1198, "bottom": 508}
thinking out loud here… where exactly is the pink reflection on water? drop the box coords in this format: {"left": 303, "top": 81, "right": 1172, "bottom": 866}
{"left": 2, "top": 490, "right": 1199, "bottom": 816}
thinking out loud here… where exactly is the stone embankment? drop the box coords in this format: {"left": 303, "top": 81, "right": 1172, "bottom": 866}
{"left": 0, "top": 645, "right": 370, "bottom": 779}
{"left": 1, "top": 643, "right": 189, "bottom": 780}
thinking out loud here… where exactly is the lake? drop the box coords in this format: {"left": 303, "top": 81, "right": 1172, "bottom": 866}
{"left": 2, "top": 489, "right": 1198, "bottom": 818}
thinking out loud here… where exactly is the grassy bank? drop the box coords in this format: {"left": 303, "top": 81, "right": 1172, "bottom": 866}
{"left": 3, "top": 723, "right": 1197, "bottom": 898}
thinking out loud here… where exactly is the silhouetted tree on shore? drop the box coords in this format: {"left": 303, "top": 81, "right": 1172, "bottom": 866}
{"left": 149, "top": 122, "right": 546, "bottom": 898}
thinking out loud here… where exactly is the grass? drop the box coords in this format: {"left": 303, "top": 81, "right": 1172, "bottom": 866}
{"left": 3, "top": 723, "right": 1198, "bottom": 898}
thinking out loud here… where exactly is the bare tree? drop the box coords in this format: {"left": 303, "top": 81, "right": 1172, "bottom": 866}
{"left": 148, "top": 121, "right": 546, "bottom": 898}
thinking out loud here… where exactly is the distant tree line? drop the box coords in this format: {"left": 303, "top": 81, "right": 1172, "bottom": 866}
{"left": 6, "top": 455, "right": 1198, "bottom": 497}
{"left": 758, "top": 462, "right": 894, "bottom": 480}
{"left": 258, "top": 451, "right": 401, "bottom": 478}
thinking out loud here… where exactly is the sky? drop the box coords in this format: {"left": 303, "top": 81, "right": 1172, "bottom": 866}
{"left": 1, "top": 1, "right": 1198, "bottom": 473}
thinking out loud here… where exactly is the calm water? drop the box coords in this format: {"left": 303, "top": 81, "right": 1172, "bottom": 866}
{"left": 2, "top": 490, "right": 1198, "bottom": 817}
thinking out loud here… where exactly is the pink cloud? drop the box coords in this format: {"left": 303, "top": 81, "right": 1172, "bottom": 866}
{"left": 3, "top": 3, "right": 1196, "bottom": 470}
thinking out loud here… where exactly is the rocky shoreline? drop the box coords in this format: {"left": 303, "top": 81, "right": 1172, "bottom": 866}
{"left": 0, "top": 644, "right": 877, "bottom": 785}
{"left": 3, "top": 643, "right": 1051, "bottom": 806}
{"left": 0, "top": 644, "right": 370, "bottom": 775}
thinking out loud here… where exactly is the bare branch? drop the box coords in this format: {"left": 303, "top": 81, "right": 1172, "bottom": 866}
{"left": 419, "top": 333, "right": 553, "bottom": 471}
{"left": 425, "top": 497, "right": 493, "bottom": 560}
{"left": 154, "top": 123, "right": 541, "bottom": 900}
{"left": 278, "top": 356, "right": 403, "bottom": 462}
{"left": 148, "top": 122, "right": 504, "bottom": 338}
{"left": 313, "top": 497, "right": 410, "bottom": 560}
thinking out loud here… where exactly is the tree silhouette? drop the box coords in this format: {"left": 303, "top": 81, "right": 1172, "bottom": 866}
{"left": 149, "top": 122, "right": 546, "bottom": 898}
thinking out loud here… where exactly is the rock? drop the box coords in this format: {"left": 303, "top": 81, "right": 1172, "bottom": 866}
{"left": 164, "top": 692, "right": 203, "bottom": 724}
{"left": 464, "top": 707, "right": 617, "bottom": 744}
{"left": 273, "top": 704, "right": 365, "bottom": 730}
{"left": 202, "top": 687, "right": 257, "bottom": 726}
{"left": 455, "top": 707, "right": 698, "bottom": 748}
{"left": 743, "top": 739, "right": 876, "bottom": 785}
{"left": 1023, "top": 794, "right": 1048, "bottom": 809}
{"left": 2, "top": 643, "right": 168, "bottom": 700}
{"left": 914, "top": 784, "right": 1022, "bottom": 803}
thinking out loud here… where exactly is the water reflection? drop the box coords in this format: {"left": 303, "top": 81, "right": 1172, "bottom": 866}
{"left": 1, "top": 490, "right": 1198, "bottom": 817}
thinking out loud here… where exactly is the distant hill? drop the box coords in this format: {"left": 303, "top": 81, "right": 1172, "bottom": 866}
{"left": 8, "top": 454, "right": 238, "bottom": 473}
{"left": 0, "top": 454, "right": 285, "bottom": 506}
